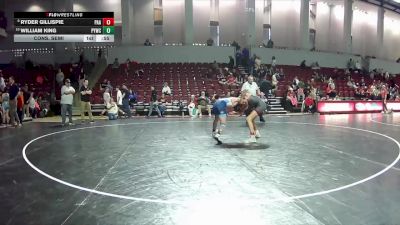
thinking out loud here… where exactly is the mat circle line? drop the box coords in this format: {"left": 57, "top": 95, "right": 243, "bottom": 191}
{"left": 370, "top": 118, "right": 400, "bottom": 127}
{"left": 22, "top": 120, "right": 400, "bottom": 204}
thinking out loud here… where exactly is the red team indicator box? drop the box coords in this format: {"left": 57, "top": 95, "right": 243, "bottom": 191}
{"left": 102, "top": 18, "right": 114, "bottom": 26}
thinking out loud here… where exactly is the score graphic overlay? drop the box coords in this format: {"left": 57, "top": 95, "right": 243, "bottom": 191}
{"left": 14, "top": 12, "right": 114, "bottom": 43}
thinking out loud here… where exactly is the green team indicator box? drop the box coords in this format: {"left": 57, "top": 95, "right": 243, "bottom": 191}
{"left": 102, "top": 26, "right": 114, "bottom": 34}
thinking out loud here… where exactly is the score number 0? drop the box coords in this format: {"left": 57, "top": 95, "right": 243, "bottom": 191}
{"left": 102, "top": 18, "right": 114, "bottom": 26}
{"left": 102, "top": 18, "right": 114, "bottom": 35}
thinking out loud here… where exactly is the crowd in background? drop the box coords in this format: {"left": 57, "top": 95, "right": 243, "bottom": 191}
{"left": 0, "top": 73, "right": 49, "bottom": 128}
{"left": 1, "top": 45, "right": 400, "bottom": 127}
{"left": 0, "top": 11, "right": 7, "bottom": 30}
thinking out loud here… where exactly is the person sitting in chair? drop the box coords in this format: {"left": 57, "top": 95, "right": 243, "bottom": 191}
{"left": 162, "top": 82, "right": 172, "bottom": 96}
{"left": 197, "top": 91, "right": 211, "bottom": 117}
{"left": 106, "top": 98, "right": 119, "bottom": 120}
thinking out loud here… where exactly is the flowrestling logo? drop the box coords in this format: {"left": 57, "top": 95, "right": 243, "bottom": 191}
{"left": 355, "top": 102, "right": 382, "bottom": 111}
{"left": 318, "top": 102, "right": 353, "bottom": 112}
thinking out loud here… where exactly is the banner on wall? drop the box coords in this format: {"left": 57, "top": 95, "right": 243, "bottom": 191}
{"left": 317, "top": 101, "right": 400, "bottom": 114}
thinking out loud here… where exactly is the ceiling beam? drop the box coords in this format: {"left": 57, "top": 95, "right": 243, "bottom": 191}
{"left": 359, "top": 0, "right": 400, "bottom": 14}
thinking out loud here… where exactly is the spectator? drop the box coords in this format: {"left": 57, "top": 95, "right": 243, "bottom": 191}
{"left": 100, "top": 87, "right": 111, "bottom": 116}
{"left": 329, "top": 77, "right": 335, "bottom": 85}
{"left": 60, "top": 79, "right": 75, "bottom": 126}
{"left": 121, "top": 85, "right": 132, "bottom": 118}
{"left": 228, "top": 56, "right": 235, "bottom": 69}
{"left": 231, "top": 41, "right": 240, "bottom": 51}
{"left": 158, "top": 94, "right": 167, "bottom": 117}
{"left": 22, "top": 84, "right": 30, "bottom": 118}
{"left": 242, "top": 48, "right": 250, "bottom": 67}
{"left": 360, "top": 77, "right": 366, "bottom": 87}
{"left": 0, "top": 11, "right": 7, "bottom": 30}
{"left": 144, "top": 38, "right": 152, "bottom": 46}
{"left": 0, "top": 70, "right": 5, "bottom": 92}
{"left": 271, "top": 72, "right": 278, "bottom": 94}
{"left": 36, "top": 74, "right": 44, "bottom": 85}
{"left": 381, "top": 85, "right": 391, "bottom": 113}
{"left": 1, "top": 91, "right": 9, "bottom": 125}
{"left": 297, "top": 82, "right": 305, "bottom": 102}
{"left": 226, "top": 73, "right": 238, "bottom": 87}
{"left": 106, "top": 98, "right": 119, "bottom": 120}
{"left": 218, "top": 72, "right": 227, "bottom": 85}
{"left": 8, "top": 76, "right": 19, "bottom": 127}
{"left": 147, "top": 86, "right": 162, "bottom": 118}
{"left": 254, "top": 56, "right": 262, "bottom": 72}
{"left": 207, "top": 38, "right": 214, "bottom": 46}
{"left": 103, "top": 87, "right": 111, "bottom": 106}
{"left": 28, "top": 92, "right": 37, "bottom": 119}
{"left": 367, "top": 84, "right": 378, "bottom": 100}
{"left": 97, "top": 49, "right": 103, "bottom": 59}
{"left": 80, "top": 79, "right": 94, "bottom": 123}
{"left": 286, "top": 87, "right": 298, "bottom": 111}
{"left": 188, "top": 95, "right": 197, "bottom": 117}
{"left": 235, "top": 49, "right": 242, "bottom": 67}
{"left": 106, "top": 80, "right": 113, "bottom": 93}
{"left": 116, "top": 86, "right": 123, "bottom": 109}
{"left": 326, "top": 83, "right": 337, "bottom": 100}
{"left": 112, "top": 58, "right": 120, "bottom": 69}
{"left": 259, "top": 75, "right": 273, "bottom": 98}
{"left": 124, "top": 59, "right": 131, "bottom": 77}
{"left": 128, "top": 89, "right": 137, "bottom": 106}
{"left": 311, "top": 71, "right": 320, "bottom": 81}
{"left": 302, "top": 89, "right": 317, "bottom": 114}
{"left": 311, "top": 61, "right": 320, "bottom": 70}
{"left": 56, "top": 68, "right": 64, "bottom": 87}
{"left": 266, "top": 39, "right": 274, "bottom": 48}
{"left": 36, "top": 96, "right": 48, "bottom": 118}
{"left": 78, "top": 68, "right": 85, "bottom": 86}
{"left": 292, "top": 76, "right": 300, "bottom": 90}
{"left": 278, "top": 68, "right": 285, "bottom": 79}
{"left": 162, "top": 82, "right": 172, "bottom": 95}
{"left": 389, "top": 83, "right": 398, "bottom": 100}
{"left": 17, "top": 90, "right": 24, "bottom": 126}
{"left": 134, "top": 68, "right": 144, "bottom": 77}
{"left": 271, "top": 56, "right": 276, "bottom": 69}
{"left": 347, "top": 79, "right": 357, "bottom": 89}
{"left": 197, "top": 91, "right": 211, "bottom": 117}
{"left": 347, "top": 58, "right": 355, "bottom": 71}
{"left": 211, "top": 60, "right": 219, "bottom": 73}
{"left": 100, "top": 79, "right": 108, "bottom": 90}
{"left": 300, "top": 60, "right": 307, "bottom": 68}
{"left": 385, "top": 71, "right": 390, "bottom": 81}
{"left": 357, "top": 86, "right": 368, "bottom": 99}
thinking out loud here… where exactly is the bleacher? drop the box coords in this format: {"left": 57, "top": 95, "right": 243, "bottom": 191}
{"left": 90, "top": 62, "right": 242, "bottom": 115}
{"left": 274, "top": 65, "right": 400, "bottom": 99}
{"left": 2, "top": 61, "right": 399, "bottom": 116}
{"left": 1, "top": 64, "right": 54, "bottom": 99}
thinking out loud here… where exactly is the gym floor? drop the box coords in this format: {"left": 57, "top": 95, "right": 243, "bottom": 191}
{"left": 1, "top": 113, "right": 400, "bottom": 225}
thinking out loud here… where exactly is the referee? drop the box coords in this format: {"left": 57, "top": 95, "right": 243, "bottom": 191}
{"left": 241, "top": 75, "right": 265, "bottom": 122}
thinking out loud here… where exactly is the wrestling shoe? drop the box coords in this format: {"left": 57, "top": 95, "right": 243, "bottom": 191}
{"left": 245, "top": 135, "right": 257, "bottom": 143}
{"left": 255, "top": 130, "right": 261, "bottom": 138}
{"left": 213, "top": 132, "right": 223, "bottom": 145}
